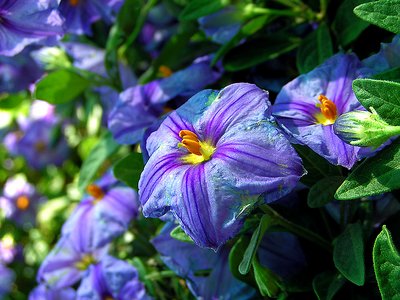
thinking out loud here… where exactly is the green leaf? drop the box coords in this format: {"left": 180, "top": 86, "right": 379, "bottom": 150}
{"left": 34, "top": 69, "right": 90, "bottom": 104}
{"left": 354, "top": 0, "right": 400, "bottom": 34}
{"left": 333, "top": 223, "right": 365, "bottom": 285}
{"left": 312, "top": 271, "right": 346, "bottom": 300}
{"left": 179, "top": 0, "right": 228, "bottom": 21}
{"left": 229, "top": 236, "right": 254, "bottom": 285}
{"left": 223, "top": 34, "right": 301, "bottom": 71}
{"left": 372, "top": 67, "right": 400, "bottom": 82}
{"left": 353, "top": 79, "right": 400, "bottom": 126}
{"left": 252, "top": 257, "right": 282, "bottom": 297}
{"left": 297, "top": 23, "right": 333, "bottom": 74}
{"left": 170, "top": 225, "right": 194, "bottom": 243}
{"left": 239, "top": 215, "right": 276, "bottom": 275}
{"left": 307, "top": 176, "right": 345, "bottom": 208}
{"left": 113, "top": 152, "right": 144, "bottom": 190}
{"left": 293, "top": 145, "right": 341, "bottom": 187}
{"left": 373, "top": 225, "right": 400, "bottom": 300}
{"left": 78, "top": 132, "right": 120, "bottom": 191}
{"left": 0, "top": 92, "right": 27, "bottom": 109}
{"left": 332, "top": 0, "right": 373, "bottom": 46}
{"left": 336, "top": 141, "right": 400, "bottom": 200}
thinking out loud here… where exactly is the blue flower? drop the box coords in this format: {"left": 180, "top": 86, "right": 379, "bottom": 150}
{"left": 62, "top": 172, "right": 140, "bottom": 248}
{"left": 0, "top": 0, "right": 63, "bottom": 56}
{"left": 29, "top": 285, "right": 76, "bottom": 300}
{"left": 139, "top": 83, "right": 304, "bottom": 249}
{"left": 152, "top": 223, "right": 256, "bottom": 300}
{"left": 272, "top": 54, "right": 373, "bottom": 169}
{"left": 363, "top": 35, "right": 400, "bottom": 72}
{"left": 0, "top": 264, "right": 14, "bottom": 298}
{"left": 77, "top": 255, "right": 150, "bottom": 300}
{"left": 59, "top": 0, "right": 123, "bottom": 35}
{"left": 108, "top": 56, "right": 222, "bottom": 145}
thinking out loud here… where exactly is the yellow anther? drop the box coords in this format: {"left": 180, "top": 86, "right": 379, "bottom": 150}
{"left": 315, "top": 94, "right": 338, "bottom": 125}
{"left": 87, "top": 184, "right": 104, "bottom": 201}
{"left": 16, "top": 196, "right": 30, "bottom": 211}
{"left": 158, "top": 65, "right": 173, "bottom": 78}
{"left": 34, "top": 141, "right": 46, "bottom": 153}
{"left": 178, "top": 130, "right": 215, "bottom": 164}
{"left": 69, "top": 0, "right": 79, "bottom": 6}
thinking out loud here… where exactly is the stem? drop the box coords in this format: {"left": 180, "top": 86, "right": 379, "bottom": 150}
{"left": 261, "top": 205, "right": 332, "bottom": 252}
{"left": 145, "top": 270, "right": 177, "bottom": 281}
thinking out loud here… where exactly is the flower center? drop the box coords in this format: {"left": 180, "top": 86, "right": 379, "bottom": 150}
{"left": 16, "top": 196, "right": 30, "bottom": 211}
{"left": 34, "top": 141, "right": 46, "bottom": 153}
{"left": 75, "top": 254, "right": 96, "bottom": 270}
{"left": 87, "top": 184, "right": 104, "bottom": 202}
{"left": 69, "top": 0, "right": 79, "bottom": 6}
{"left": 314, "top": 94, "right": 338, "bottom": 125}
{"left": 178, "top": 130, "right": 215, "bottom": 164}
{"left": 158, "top": 65, "right": 173, "bottom": 78}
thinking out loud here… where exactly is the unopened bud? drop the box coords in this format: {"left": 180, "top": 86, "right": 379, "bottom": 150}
{"left": 31, "top": 47, "right": 71, "bottom": 71}
{"left": 333, "top": 108, "right": 400, "bottom": 148}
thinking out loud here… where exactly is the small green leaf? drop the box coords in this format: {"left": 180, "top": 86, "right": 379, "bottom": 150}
{"left": 0, "top": 92, "right": 27, "bottom": 109}
{"left": 332, "top": 0, "right": 373, "bottom": 46}
{"left": 354, "top": 0, "right": 400, "bottom": 34}
{"left": 373, "top": 225, "right": 400, "bottom": 300}
{"left": 353, "top": 79, "right": 400, "bottom": 126}
{"left": 179, "top": 0, "right": 228, "bottom": 21}
{"left": 78, "top": 132, "right": 120, "bottom": 191}
{"left": 113, "top": 152, "right": 144, "bottom": 190}
{"left": 333, "top": 223, "right": 365, "bottom": 285}
{"left": 34, "top": 69, "right": 90, "bottom": 104}
{"left": 170, "top": 225, "right": 194, "bottom": 243}
{"left": 307, "top": 176, "right": 345, "bottom": 208}
{"left": 224, "top": 34, "right": 300, "bottom": 71}
{"left": 336, "top": 141, "right": 400, "bottom": 200}
{"left": 312, "top": 271, "right": 346, "bottom": 300}
{"left": 229, "top": 236, "right": 254, "bottom": 285}
{"left": 252, "top": 257, "right": 282, "bottom": 297}
{"left": 297, "top": 23, "right": 333, "bottom": 74}
{"left": 239, "top": 215, "right": 276, "bottom": 275}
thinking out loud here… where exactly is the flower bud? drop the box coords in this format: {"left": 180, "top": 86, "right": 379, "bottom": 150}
{"left": 31, "top": 47, "right": 71, "bottom": 71}
{"left": 333, "top": 108, "right": 400, "bottom": 148}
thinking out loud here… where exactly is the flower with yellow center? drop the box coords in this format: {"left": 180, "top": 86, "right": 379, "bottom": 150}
{"left": 314, "top": 94, "right": 338, "bottom": 125}
{"left": 16, "top": 195, "right": 30, "bottom": 211}
{"left": 178, "top": 130, "right": 215, "bottom": 164}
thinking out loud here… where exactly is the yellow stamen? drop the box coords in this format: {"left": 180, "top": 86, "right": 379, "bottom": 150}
{"left": 158, "top": 65, "right": 173, "bottom": 78}
{"left": 87, "top": 184, "right": 104, "bottom": 201}
{"left": 16, "top": 196, "right": 30, "bottom": 211}
{"left": 178, "top": 130, "right": 215, "bottom": 164}
{"left": 75, "top": 254, "right": 96, "bottom": 270}
{"left": 315, "top": 94, "right": 338, "bottom": 125}
{"left": 69, "top": 0, "right": 79, "bottom": 6}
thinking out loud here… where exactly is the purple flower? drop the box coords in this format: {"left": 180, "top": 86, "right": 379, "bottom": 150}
{"left": 62, "top": 172, "right": 140, "bottom": 248}
{"left": 272, "top": 54, "right": 373, "bottom": 169}
{"left": 139, "top": 83, "right": 304, "bottom": 249}
{"left": 108, "top": 56, "right": 222, "bottom": 145}
{"left": 59, "top": 0, "right": 123, "bottom": 35}
{"left": 37, "top": 233, "right": 108, "bottom": 289}
{"left": 363, "top": 35, "right": 400, "bottom": 72}
{"left": 0, "top": 176, "right": 44, "bottom": 226}
{"left": 77, "top": 255, "right": 149, "bottom": 300}
{"left": 29, "top": 285, "right": 76, "bottom": 300}
{"left": 0, "top": 0, "right": 64, "bottom": 56}
{"left": 152, "top": 223, "right": 256, "bottom": 300}
{"left": 0, "top": 264, "right": 14, "bottom": 298}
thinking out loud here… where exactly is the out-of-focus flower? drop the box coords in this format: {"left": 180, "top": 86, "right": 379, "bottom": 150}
{"left": 59, "top": 0, "right": 123, "bottom": 35}
{"left": 272, "top": 54, "right": 373, "bottom": 169}
{"left": 0, "top": 0, "right": 64, "bottom": 56}
{"left": 29, "top": 284, "right": 76, "bottom": 300}
{"left": 363, "top": 35, "right": 400, "bottom": 72}
{"left": 0, "top": 176, "right": 44, "bottom": 226}
{"left": 62, "top": 172, "right": 140, "bottom": 248}
{"left": 0, "top": 235, "right": 17, "bottom": 264}
{"left": 139, "top": 83, "right": 304, "bottom": 249}
{"left": 77, "top": 255, "right": 149, "bottom": 300}
{"left": 199, "top": 6, "right": 243, "bottom": 44}
{"left": 4, "top": 101, "right": 70, "bottom": 170}
{"left": 152, "top": 223, "right": 256, "bottom": 300}
{"left": 37, "top": 233, "right": 108, "bottom": 289}
{"left": 108, "top": 56, "right": 222, "bottom": 145}
{"left": 333, "top": 108, "right": 400, "bottom": 148}
{"left": 0, "top": 48, "right": 42, "bottom": 93}
{"left": 0, "top": 264, "right": 14, "bottom": 298}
